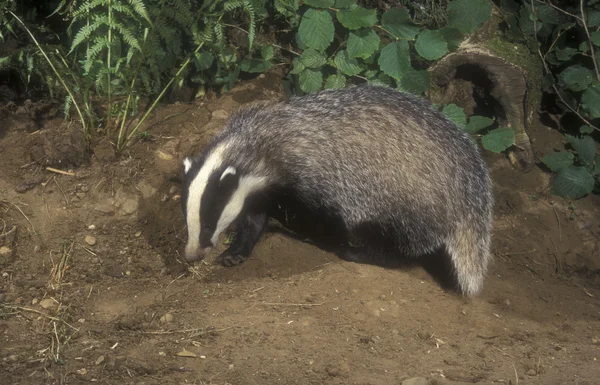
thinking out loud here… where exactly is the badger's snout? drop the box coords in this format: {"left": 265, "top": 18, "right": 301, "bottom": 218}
{"left": 184, "top": 243, "right": 211, "bottom": 261}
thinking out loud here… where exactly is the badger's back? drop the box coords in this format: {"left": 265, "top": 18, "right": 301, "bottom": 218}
{"left": 217, "top": 85, "right": 491, "bottom": 237}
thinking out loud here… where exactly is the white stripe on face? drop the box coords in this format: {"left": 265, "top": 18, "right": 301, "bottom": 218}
{"left": 210, "top": 175, "right": 268, "bottom": 246}
{"left": 184, "top": 144, "right": 225, "bottom": 260}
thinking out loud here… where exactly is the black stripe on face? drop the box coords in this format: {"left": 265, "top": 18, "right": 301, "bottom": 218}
{"left": 199, "top": 167, "right": 240, "bottom": 248}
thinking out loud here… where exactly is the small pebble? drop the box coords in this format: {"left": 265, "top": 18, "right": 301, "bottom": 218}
{"left": 171, "top": 194, "right": 181, "bottom": 201}
{"left": 160, "top": 313, "right": 174, "bottom": 323}
{"left": 0, "top": 246, "right": 12, "bottom": 255}
{"left": 96, "top": 355, "right": 105, "bottom": 365}
{"left": 85, "top": 235, "right": 97, "bottom": 246}
{"left": 39, "top": 298, "right": 57, "bottom": 309}
{"left": 134, "top": 231, "right": 142, "bottom": 237}
{"left": 31, "top": 298, "right": 39, "bottom": 305}
{"left": 88, "top": 224, "right": 96, "bottom": 230}
{"left": 2, "top": 272, "right": 9, "bottom": 278}
{"left": 169, "top": 186, "right": 178, "bottom": 195}
{"left": 527, "top": 369, "right": 537, "bottom": 376}
{"left": 7, "top": 355, "right": 18, "bottom": 362}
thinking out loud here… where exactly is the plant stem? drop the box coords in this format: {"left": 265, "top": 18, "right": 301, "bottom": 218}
{"left": 8, "top": 11, "right": 88, "bottom": 136}
{"left": 106, "top": 0, "right": 113, "bottom": 132}
{"left": 580, "top": 0, "right": 600, "bottom": 82}
{"left": 121, "top": 41, "right": 206, "bottom": 149}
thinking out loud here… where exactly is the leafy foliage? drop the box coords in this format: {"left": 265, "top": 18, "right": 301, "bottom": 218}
{"left": 501, "top": 0, "right": 600, "bottom": 200}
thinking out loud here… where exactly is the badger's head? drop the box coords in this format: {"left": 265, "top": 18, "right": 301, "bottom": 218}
{"left": 181, "top": 145, "right": 267, "bottom": 261}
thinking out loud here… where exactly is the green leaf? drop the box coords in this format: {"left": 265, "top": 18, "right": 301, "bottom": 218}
{"left": 298, "top": 9, "right": 335, "bottom": 52}
{"left": 381, "top": 8, "right": 419, "bottom": 40}
{"left": 302, "top": 0, "right": 334, "bottom": 8}
{"left": 290, "top": 57, "right": 306, "bottom": 74}
{"left": 240, "top": 58, "right": 272, "bottom": 73}
{"left": 442, "top": 104, "right": 466, "bottom": 129}
{"left": 415, "top": 30, "right": 448, "bottom": 60}
{"left": 274, "top": 0, "right": 299, "bottom": 18}
{"left": 347, "top": 28, "right": 380, "bottom": 59}
{"left": 540, "top": 151, "right": 575, "bottom": 172}
{"left": 261, "top": 46, "right": 274, "bottom": 60}
{"left": 464, "top": 115, "right": 495, "bottom": 133}
{"left": 336, "top": 6, "right": 377, "bottom": 30}
{"left": 300, "top": 48, "right": 327, "bottom": 68}
{"left": 559, "top": 65, "right": 594, "bottom": 92}
{"left": 333, "top": 50, "right": 362, "bottom": 76}
{"left": 400, "top": 70, "right": 430, "bottom": 94}
{"left": 439, "top": 27, "right": 463, "bottom": 51}
{"left": 555, "top": 47, "right": 578, "bottom": 61}
{"left": 334, "top": 0, "right": 355, "bottom": 8}
{"left": 579, "top": 41, "right": 590, "bottom": 53}
{"left": 299, "top": 68, "right": 323, "bottom": 93}
{"left": 324, "top": 74, "right": 346, "bottom": 89}
{"left": 447, "top": 0, "right": 491, "bottom": 34}
{"left": 519, "top": 6, "right": 542, "bottom": 35}
{"left": 581, "top": 84, "right": 600, "bottom": 119}
{"left": 536, "top": 4, "right": 564, "bottom": 24}
{"left": 194, "top": 52, "right": 214, "bottom": 70}
{"left": 580, "top": 125, "right": 594, "bottom": 134}
{"left": 378, "top": 40, "right": 410, "bottom": 80}
{"left": 482, "top": 127, "right": 516, "bottom": 153}
{"left": 566, "top": 134, "right": 597, "bottom": 165}
{"left": 369, "top": 72, "right": 393, "bottom": 87}
{"left": 587, "top": 10, "right": 600, "bottom": 28}
{"left": 552, "top": 166, "right": 595, "bottom": 200}
{"left": 591, "top": 31, "right": 600, "bottom": 47}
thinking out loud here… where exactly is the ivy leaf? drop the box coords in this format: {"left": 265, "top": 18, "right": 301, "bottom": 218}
{"left": 482, "top": 127, "right": 515, "bottom": 153}
{"left": 347, "top": 28, "right": 380, "bottom": 59}
{"left": 334, "top": 0, "right": 355, "bottom": 8}
{"left": 552, "top": 166, "right": 595, "bottom": 200}
{"left": 378, "top": 40, "right": 410, "bottom": 80}
{"left": 566, "top": 134, "right": 597, "bottom": 165}
{"left": 559, "top": 65, "right": 594, "bottom": 92}
{"left": 580, "top": 125, "right": 594, "bottom": 134}
{"left": 439, "top": 27, "right": 463, "bottom": 51}
{"left": 333, "top": 50, "right": 362, "bottom": 76}
{"left": 540, "top": 151, "right": 575, "bottom": 172}
{"left": 381, "top": 8, "right": 419, "bottom": 39}
{"left": 447, "top": 0, "right": 491, "bottom": 34}
{"left": 415, "top": 30, "right": 448, "bottom": 60}
{"left": 324, "top": 74, "right": 346, "bottom": 89}
{"left": 299, "top": 68, "right": 323, "bottom": 93}
{"left": 442, "top": 104, "right": 466, "bottom": 129}
{"left": 581, "top": 84, "right": 600, "bottom": 119}
{"left": 337, "top": 6, "right": 377, "bottom": 30}
{"left": 464, "top": 115, "right": 495, "bottom": 133}
{"left": 591, "top": 31, "right": 600, "bottom": 47}
{"left": 302, "top": 0, "right": 334, "bottom": 8}
{"left": 300, "top": 48, "right": 327, "bottom": 68}
{"left": 298, "top": 9, "right": 334, "bottom": 52}
{"left": 400, "top": 70, "right": 430, "bottom": 94}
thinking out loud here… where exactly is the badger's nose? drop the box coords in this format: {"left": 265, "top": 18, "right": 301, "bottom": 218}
{"left": 184, "top": 244, "right": 203, "bottom": 261}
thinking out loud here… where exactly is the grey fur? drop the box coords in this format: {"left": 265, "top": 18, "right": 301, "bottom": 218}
{"left": 183, "top": 84, "right": 494, "bottom": 296}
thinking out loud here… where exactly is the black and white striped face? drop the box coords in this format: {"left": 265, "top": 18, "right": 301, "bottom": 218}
{"left": 181, "top": 146, "right": 267, "bottom": 261}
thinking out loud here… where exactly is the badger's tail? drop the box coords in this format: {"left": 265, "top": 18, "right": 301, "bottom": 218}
{"left": 445, "top": 222, "right": 492, "bottom": 296}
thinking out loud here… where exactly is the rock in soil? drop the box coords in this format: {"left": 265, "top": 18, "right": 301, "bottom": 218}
{"left": 84, "top": 235, "right": 96, "bottom": 246}
{"left": 39, "top": 298, "right": 57, "bottom": 310}
{"left": 160, "top": 313, "right": 174, "bottom": 323}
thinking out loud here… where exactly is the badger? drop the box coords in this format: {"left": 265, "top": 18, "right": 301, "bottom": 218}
{"left": 181, "top": 84, "right": 493, "bottom": 296}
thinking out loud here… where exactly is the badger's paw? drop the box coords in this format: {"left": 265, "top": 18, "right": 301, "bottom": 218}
{"left": 217, "top": 252, "right": 248, "bottom": 267}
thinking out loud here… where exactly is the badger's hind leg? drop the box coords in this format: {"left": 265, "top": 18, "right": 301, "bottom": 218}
{"left": 217, "top": 211, "right": 268, "bottom": 267}
{"left": 445, "top": 224, "right": 491, "bottom": 296}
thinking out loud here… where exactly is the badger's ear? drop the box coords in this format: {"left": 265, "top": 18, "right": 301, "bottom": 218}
{"left": 183, "top": 157, "right": 193, "bottom": 174}
{"left": 220, "top": 166, "right": 237, "bottom": 182}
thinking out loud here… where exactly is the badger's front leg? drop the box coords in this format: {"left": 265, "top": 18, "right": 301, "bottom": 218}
{"left": 217, "top": 211, "right": 268, "bottom": 267}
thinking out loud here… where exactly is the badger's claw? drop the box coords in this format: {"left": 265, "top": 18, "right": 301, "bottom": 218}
{"left": 217, "top": 252, "right": 248, "bottom": 267}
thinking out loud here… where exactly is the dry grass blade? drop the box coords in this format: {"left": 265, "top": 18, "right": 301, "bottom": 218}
{"left": 49, "top": 241, "right": 74, "bottom": 290}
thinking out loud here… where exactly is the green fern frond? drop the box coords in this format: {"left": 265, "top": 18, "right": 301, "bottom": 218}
{"left": 85, "top": 36, "right": 109, "bottom": 74}
{"left": 72, "top": 0, "right": 108, "bottom": 19}
{"left": 224, "top": 0, "right": 244, "bottom": 11}
{"left": 243, "top": 0, "right": 256, "bottom": 50}
{"left": 69, "top": 14, "right": 108, "bottom": 54}
{"left": 214, "top": 22, "right": 224, "bottom": 47}
{"left": 63, "top": 94, "right": 72, "bottom": 119}
{"left": 126, "top": 0, "right": 152, "bottom": 24}
{"left": 113, "top": 21, "right": 142, "bottom": 51}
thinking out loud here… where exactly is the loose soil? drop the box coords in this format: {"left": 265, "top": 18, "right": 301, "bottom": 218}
{"left": 1, "top": 74, "right": 599, "bottom": 385}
